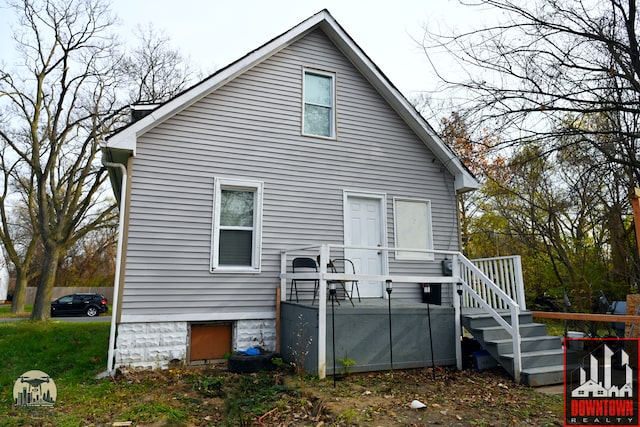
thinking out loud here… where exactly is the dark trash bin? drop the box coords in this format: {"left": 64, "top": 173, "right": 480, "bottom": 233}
{"left": 609, "top": 301, "right": 627, "bottom": 338}
{"left": 228, "top": 348, "right": 280, "bottom": 373}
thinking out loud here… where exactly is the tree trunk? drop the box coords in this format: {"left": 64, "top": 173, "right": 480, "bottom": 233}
{"left": 10, "top": 267, "right": 28, "bottom": 314}
{"left": 31, "top": 246, "right": 60, "bottom": 320}
{"left": 608, "top": 202, "right": 629, "bottom": 286}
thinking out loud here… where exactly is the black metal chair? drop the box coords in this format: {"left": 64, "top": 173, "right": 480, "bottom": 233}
{"left": 290, "top": 257, "right": 319, "bottom": 302}
{"left": 322, "top": 258, "right": 360, "bottom": 307}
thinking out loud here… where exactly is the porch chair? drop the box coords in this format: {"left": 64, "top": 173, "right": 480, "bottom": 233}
{"left": 332, "top": 258, "right": 361, "bottom": 303}
{"left": 290, "top": 257, "right": 319, "bottom": 303}
{"left": 319, "top": 258, "right": 360, "bottom": 307}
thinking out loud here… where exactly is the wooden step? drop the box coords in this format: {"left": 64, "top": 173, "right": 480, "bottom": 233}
{"left": 473, "top": 323, "right": 548, "bottom": 341}
{"left": 521, "top": 365, "right": 566, "bottom": 387}
{"left": 462, "top": 311, "right": 533, "bottom": 329}
{"left": 462, "top": 311, "right": 569, "bottom": 386}
{"left": 500, "top": 349, "right": 565, "bottom": 370}
{"left": 486, "top": 335, "right": 561, "bottom": 353}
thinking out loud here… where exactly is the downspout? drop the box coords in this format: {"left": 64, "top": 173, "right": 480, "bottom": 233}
{"left": 102, "top": 157, "right": 127, "bottom": 377}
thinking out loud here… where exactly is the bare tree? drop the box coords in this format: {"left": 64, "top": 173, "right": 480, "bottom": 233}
{"left": 472, "top": 136, "right": 638, "bottom": 309}
{"left": 0, "top": 1, "right": 201, "bottom": 319}
{"left": 422, "top": 0, "right": 640, "bottom": 183}
{"left": 0, "top": 0, "right": 121, "bottom": 320}
{"left": 438, "top": 111, "right": 506, "bottom": 255}
{"left": 0, "top": 140, "right": 40, "bottom": 313}
{"left": 122, "top": 24, "right": 197, "bottom": 104}
{"left": 56, "top": 225, "right": 117, "bottom": 288}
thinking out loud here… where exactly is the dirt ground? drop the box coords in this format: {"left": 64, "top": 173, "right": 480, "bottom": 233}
{"left": 266, "top": 368, "right": 562, "bottom": 426}
{"left": 128, "top": 365, "right": 564, "bottom": 426}
{"left": 310, "top": 368, "right": 563, "bottom": 426}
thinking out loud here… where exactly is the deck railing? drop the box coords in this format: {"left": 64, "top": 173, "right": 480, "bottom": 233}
{"left": 279, "top": 245, "right": 524, "bottom": 382}
{"left": 465, "top": 255, "right": 526, "bottom": 311}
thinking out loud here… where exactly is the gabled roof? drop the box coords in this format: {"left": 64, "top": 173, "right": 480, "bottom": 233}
{"left": 105, "top": 9, "right": 479, "bottom": 192}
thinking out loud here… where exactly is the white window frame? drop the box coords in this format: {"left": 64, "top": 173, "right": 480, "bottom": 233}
{"left": 211, "top": 177, "right": 264, "bottom": 273}
{"left": 393, "top": 197, "right": 434, "bottom": 261}
{"left": 301, "top": 68, "right": 336, "bottom": 139}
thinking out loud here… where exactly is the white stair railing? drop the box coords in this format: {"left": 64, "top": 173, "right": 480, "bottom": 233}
{"left": 457, "top": 253, "right": 522, "bottom": 383}
{"left": 466, "top": 255, "right": 525, "bottom": 311}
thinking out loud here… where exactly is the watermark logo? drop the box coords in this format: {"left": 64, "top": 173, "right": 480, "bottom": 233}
{"left": 565, "top": 338, "right": 639, "bottom": 426}
{"left": 13, "top": 370, "right": 56, "bottom": 407}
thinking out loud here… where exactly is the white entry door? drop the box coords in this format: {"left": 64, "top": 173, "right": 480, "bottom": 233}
{"left": 345, "top": 195, "right": 385, "bottom": 298}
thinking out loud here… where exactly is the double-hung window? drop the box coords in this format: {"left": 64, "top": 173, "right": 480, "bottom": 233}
{"left": 302, "top": 69, "right": 335, "bottom": 138}
{"left": 393, "top": 198, "right": 434, "bottom": 261}
{"left": 211, "top": 178, "right": 263, "bottom": 272}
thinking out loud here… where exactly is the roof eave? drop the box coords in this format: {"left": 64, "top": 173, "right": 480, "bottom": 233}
{"left": 318, "top": 16, "right": 480, "bottom": 192}
{"left": 106, "top": 10, "right": 331, "bottom": 154}
{"left": 105, "top": 9, "right": 479, "bottom": 192}
{"left": 455, "top": 171, "right": 482, "bottom": 193}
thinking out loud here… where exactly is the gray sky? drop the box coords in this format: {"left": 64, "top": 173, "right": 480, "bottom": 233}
{"left": 1, "top": 0, "right": 491, "bottom": 101}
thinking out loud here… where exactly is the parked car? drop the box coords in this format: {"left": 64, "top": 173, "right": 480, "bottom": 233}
{"left": 50, "top": 293, "right": 108, "bottom": 317}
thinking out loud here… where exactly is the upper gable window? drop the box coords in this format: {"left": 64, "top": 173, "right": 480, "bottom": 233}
{"left": 303, "top": 69, "right": 335, "bottom": 138}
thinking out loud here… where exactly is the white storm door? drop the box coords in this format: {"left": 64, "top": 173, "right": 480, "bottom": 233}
{"left": 345, "top": 195, "right": 385, "bottom": 298}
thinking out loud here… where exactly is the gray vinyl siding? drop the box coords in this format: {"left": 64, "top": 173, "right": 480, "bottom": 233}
{"left": 121, "top": 29, "right": 458, "bottom": 317}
